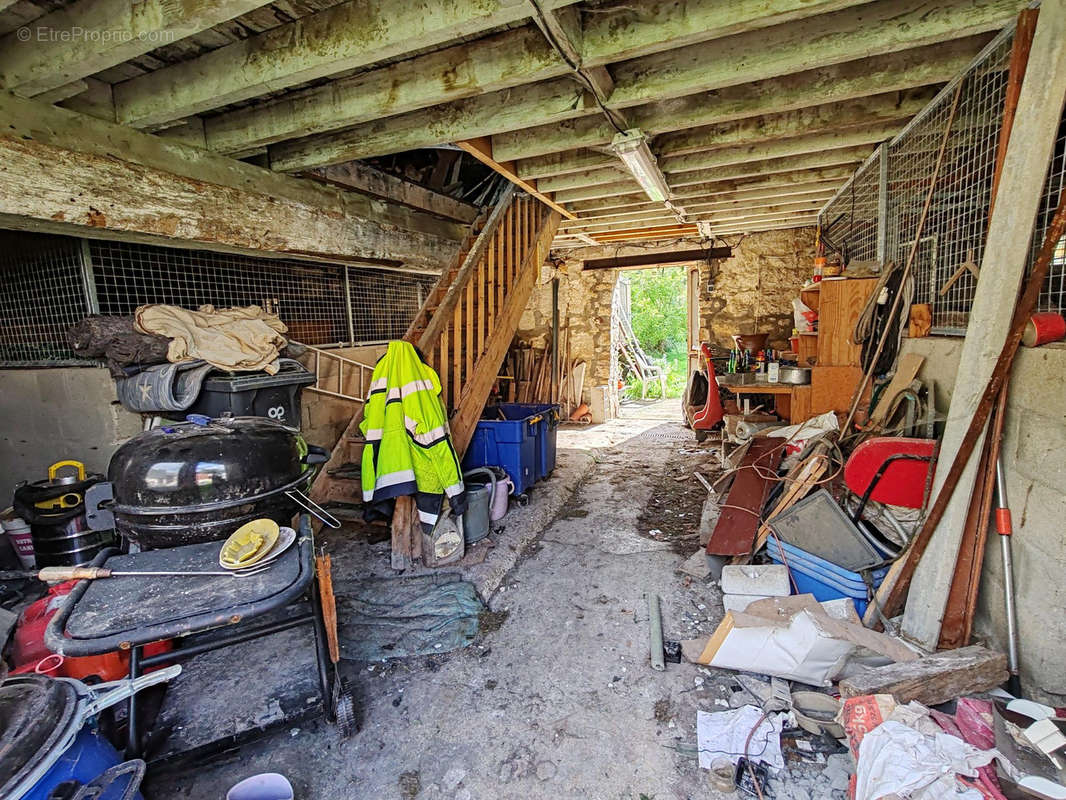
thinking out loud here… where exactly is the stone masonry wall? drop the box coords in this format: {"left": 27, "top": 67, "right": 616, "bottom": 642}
{"left": 698, "top": 227, "right": 816, "bottom": 350}
{"left": 517, "top": 258, "right": 619, "bottom": 409}
{"left": 517, "top": 227, "right": 816, "bottom": 412}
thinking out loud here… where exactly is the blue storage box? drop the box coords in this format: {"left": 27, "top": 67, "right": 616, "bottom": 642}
{"left": 766, "top": 537, "right": 888, "bottom": 617}
{"left": 462, "top": 405, "right": 538, "bottom": 495}
{"left": 500, "top": 403, "right": 559, "bottom": 480}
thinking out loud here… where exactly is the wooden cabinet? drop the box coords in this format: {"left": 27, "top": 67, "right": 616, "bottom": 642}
{"left": 810, "top": 365, "right": 866, "bottom": 415}
{"left": 816, "top": 277, "right": 877, "bottom": 367}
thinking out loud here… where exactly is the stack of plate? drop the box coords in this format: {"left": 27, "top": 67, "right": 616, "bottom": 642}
{"left": 219, "top": 519, "right": 297, "bottom": 570}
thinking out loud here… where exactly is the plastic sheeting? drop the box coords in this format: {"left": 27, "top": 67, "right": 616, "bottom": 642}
{"left": 335, "top": 573, "right": 484, "bottom": 661}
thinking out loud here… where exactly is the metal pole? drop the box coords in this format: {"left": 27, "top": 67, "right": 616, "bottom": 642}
{"left": 995, "top": 455, "right": 1022, "bottom": 695}
{"left": 647, "top": 593, "right": 665, "bottom": 671}
{"left": 551, "top": 277, "right": 559, "bottom": 403}
{"left": 343, "top": 265, "right": 356, "bottom": 346}
{"left": 876, "top": 145, "right": 889, "bottom": 268}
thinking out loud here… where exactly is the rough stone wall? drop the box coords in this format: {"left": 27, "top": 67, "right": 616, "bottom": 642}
{"left": 517, "top": 258, "right": 618, "bottom": 409}
{"left": 698, "top": 227, "right": 816, "bottom": 350}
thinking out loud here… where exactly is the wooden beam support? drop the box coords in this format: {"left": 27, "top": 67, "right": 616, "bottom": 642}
{"left": 579, "top": 0, "right": 875, "bottom": 65}
{"left": 0, "top": 92, "right": 465, "bottom": 270}
{"left": 568, "top": 197, "right": 833, "bottom": 233}
{"left": 455, "top": 138, "right": 576, "bottom": 220}
{"left": 113, "top": 0, "right": 578, "bottom": 128}
{"left": 204, "top": 24, "right": 568, "bottom": 154}
{"left": 494, "top": 37, "right": 986, "bottom": 163}
{"left": 268, "top": 0, "right": 1007, "bottom": 172}
{"left": 592, "top": 224, "right": 699, "bottom": 242}
{"left": 656, "top": 90, "right": 931, "bottom": 157}
{"left": 607, "top": 0, "right": 1026, "bottom": 109}
{"left": 202, "top": 0, "right": 872, "bottom": 158}
{"left": 900, "top": 0, "right": 1066, "bottom": 650}
{"left": 308, "top": 163, "right": 479, "bottom": 224}
{"left": 582, "top": 247, "right": 732, "bottom": 270}
{"left": 666, "top": 150, "right": 870, "bottom": 185}
{"left": 269, "top": 77, "right": 596, "bottom": 172}
{"left": 552, "top": 160, "right": 858, "bottom": 204}
{"left": 568, "top": 178, "right": 847, "bottom": 215}
{"left": 0, "top": 0, "right": 271, "bottom": 97}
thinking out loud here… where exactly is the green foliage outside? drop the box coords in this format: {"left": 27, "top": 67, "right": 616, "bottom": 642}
{"left": 620, "top": 267, "right": 689, "bottom": 400}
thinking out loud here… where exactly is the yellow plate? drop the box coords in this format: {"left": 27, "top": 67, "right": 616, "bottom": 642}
{"left": 219, "top": 519, "right": 280, "bottom": 569}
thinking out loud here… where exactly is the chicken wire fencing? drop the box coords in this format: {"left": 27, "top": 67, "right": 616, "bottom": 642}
{"left": 819, "top": 18, "right": 1066, "bottom": 334}
{"left": 0, "top": 232, "right": 438, "bottom": 367}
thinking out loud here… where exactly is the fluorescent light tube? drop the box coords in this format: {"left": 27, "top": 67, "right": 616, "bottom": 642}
{"left": 609, "top": 129, "right": 672, "bottom": 203}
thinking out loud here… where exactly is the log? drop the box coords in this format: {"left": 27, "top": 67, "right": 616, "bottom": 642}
{"left": 838, "top": 645, "right": 1008, "bottom": 706}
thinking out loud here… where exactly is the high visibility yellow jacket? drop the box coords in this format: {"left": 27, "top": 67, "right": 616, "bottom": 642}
{"left": 360, "top": 341, "right": 466, "bottom": 531}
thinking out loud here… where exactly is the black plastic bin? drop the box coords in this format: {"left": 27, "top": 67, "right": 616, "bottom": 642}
{"left": 184, "top": 358, "right": 316, "bottom": 428}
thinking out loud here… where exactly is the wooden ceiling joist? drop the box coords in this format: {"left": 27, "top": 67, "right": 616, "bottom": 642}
{"left": 494, "top": 36, "right": 988, "bottom": 164}
{"left": 112, "top": 0, "right": 582, "bottom": 129}
{"left": 455, "top": 137, "right": 576, "bottom": 220}
{"left": 581, "top": 247, "right": 734, "bottom": 271}
{"left": 0, "top": 0, "right": 271, "bottom": 97}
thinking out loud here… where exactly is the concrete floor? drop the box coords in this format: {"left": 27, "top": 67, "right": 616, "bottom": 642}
{"left": 146, "top": 401, "right": 849, "bottom": 799}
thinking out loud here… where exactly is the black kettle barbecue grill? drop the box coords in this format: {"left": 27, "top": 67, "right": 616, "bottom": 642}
{"left": 85, "top": 414, "right": 337, "bottom": 549}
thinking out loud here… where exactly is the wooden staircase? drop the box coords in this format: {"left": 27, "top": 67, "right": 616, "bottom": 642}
{"left": 309, "top": 186, "right": 561, "bottom": 527}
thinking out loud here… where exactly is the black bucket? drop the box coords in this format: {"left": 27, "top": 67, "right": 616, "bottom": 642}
{"left": 14, "top": 478, "right": 112, "bottom": 568}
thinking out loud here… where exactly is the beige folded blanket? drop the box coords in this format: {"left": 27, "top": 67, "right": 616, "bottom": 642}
{"left": 134, "top": 304, "right": 288, "bottom": 374}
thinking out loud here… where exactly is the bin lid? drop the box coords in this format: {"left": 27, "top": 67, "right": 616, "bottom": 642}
{"left": 201, "top": 358, "right": 316, "bottom": 392}
{"left": 0, "top": 675, "right": 80, "bottom": 797}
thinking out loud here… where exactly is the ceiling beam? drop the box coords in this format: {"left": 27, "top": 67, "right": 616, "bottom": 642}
{"left": 570, "top": 198, "right": 831, "bottom": 235}
{"left": 307, "top": 163, "right": 479, "bottom": 224}
{"left": 565, "top": 181, "right": 842, "bottom": 222}
{"left": 565, "top": 195, "right": 837, "bottom": 232}
{"left": 113, "top": 0, "right": 580, "bottom": 129}
{"left": 654, "top": 89, "right": 932, "bottom": 157}
{"left": 267, "top": 0, "right": 1010, "bottom": 173}
{"left": 455, "top": 137, "right": 576, "bottom": 220}
{"left": 0, "top": 0, "right": 271, "bottom": 97}
{"left": 203, "top": 0, "right": 873, "bottom": 157}
{"left": 581, "top": 247, "right": 733, "bottom": 271}
{"left": 607, "top": 0, "right": 1026, "bottom": 109}
{"left": 534, "top": 100, "right": 913, "bottom": 192}
{"left": 494, "top": 36, "right": 986, "bottom": 163}
{"left": 656, "top": 128, "right": 890, "bottom": 176}
{"left": 709, "top": 215, "right": 821, "bottom": 232}
{"left": 592, "top": 225, "right": 700, "bottom": 243}
{"left": 666, "top": 148, "right": 872, "bottom": 185}
{"left": 204, "top": 24, "right": 568, "bottom": 155}
{"left": 268, "top": 77, "right": 595, "bottom": 172}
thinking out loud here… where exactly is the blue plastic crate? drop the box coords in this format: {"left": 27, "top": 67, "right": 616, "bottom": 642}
{"left": 766, "top": 537, "right": 889, "bottom": 617}
{"left": 462, "top": 405, "right": 540, "bottom": 495}
{"left": 500, "top": 403, "right": 559, "bottom": 480}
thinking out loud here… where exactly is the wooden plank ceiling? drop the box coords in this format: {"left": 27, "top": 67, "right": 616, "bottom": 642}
{"left": 0, "top": 0, "right": 1026, "bottom": 249}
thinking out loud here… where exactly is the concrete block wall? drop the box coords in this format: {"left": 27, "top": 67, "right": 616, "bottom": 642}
{"left": 900, "top": 337, "right": 1066, "bottom": 704}
{"left": 0, "top": 367, "right": 142, "bottom": 505}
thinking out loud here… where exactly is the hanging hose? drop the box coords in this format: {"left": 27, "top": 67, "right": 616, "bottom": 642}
{"left": 853, "top": 260, "right": 914, "bottom": 376}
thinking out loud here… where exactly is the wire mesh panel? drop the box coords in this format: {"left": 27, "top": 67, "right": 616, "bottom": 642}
{"left": 0, "top": 232, "right": 88, "bottom": 365}
{"left": 1029, "top": 114, "right": 1066, "bottom": 311}
{"left": 0, "top": 233, "right": 440, "bottom": 366}
{"left": 89, "top": 241, "right": 435, "bottom": 346}
{"left": 886, "top": 30, "right": 1013, "bottom": 333}
{"left": 819, "top": 148, "right": 883, "bottom": 265}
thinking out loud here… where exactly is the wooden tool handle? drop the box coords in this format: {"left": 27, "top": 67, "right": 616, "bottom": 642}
{"left": 37, "top": 566, "right": 113, "bottom": 581}
{"left": 316, "top": 554, "right": 340, "bottom": 664}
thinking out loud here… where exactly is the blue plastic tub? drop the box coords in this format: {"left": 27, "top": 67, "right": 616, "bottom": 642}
{"left": 22, "top": 727, "right": 140, "bottom": 800}
{"left": 462, "top": 405, "right": 539, "bottom": 495}
{"left": 766, "top": 537, "right": 888, "bottom": 617}
{"left": 500, "top": 403, "right": 559, "bottom": 481}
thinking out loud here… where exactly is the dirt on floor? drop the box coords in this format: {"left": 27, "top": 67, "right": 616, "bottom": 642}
{"left": 145, "top": 400, "right": 850, "bottom": 800}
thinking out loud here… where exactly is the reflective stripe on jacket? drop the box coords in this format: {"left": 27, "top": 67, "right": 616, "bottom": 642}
{"left": 360, "top": 341, "right": 466, "bottom": 531}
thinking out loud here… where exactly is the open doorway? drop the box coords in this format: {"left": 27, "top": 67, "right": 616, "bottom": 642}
{"left": 613, "top": 266, "right": 691, "bottom": 400}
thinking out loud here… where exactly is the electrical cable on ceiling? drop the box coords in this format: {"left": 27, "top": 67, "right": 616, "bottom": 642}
{"left": 527, "top": 0, "right": 626, "bottom": 135}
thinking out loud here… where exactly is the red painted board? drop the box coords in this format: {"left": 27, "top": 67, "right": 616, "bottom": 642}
{"left": 706, "top": 438, "right": 783, "bottom": 556}
{"left": 843, "top": 437, "right": 937, "bottom": 509}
